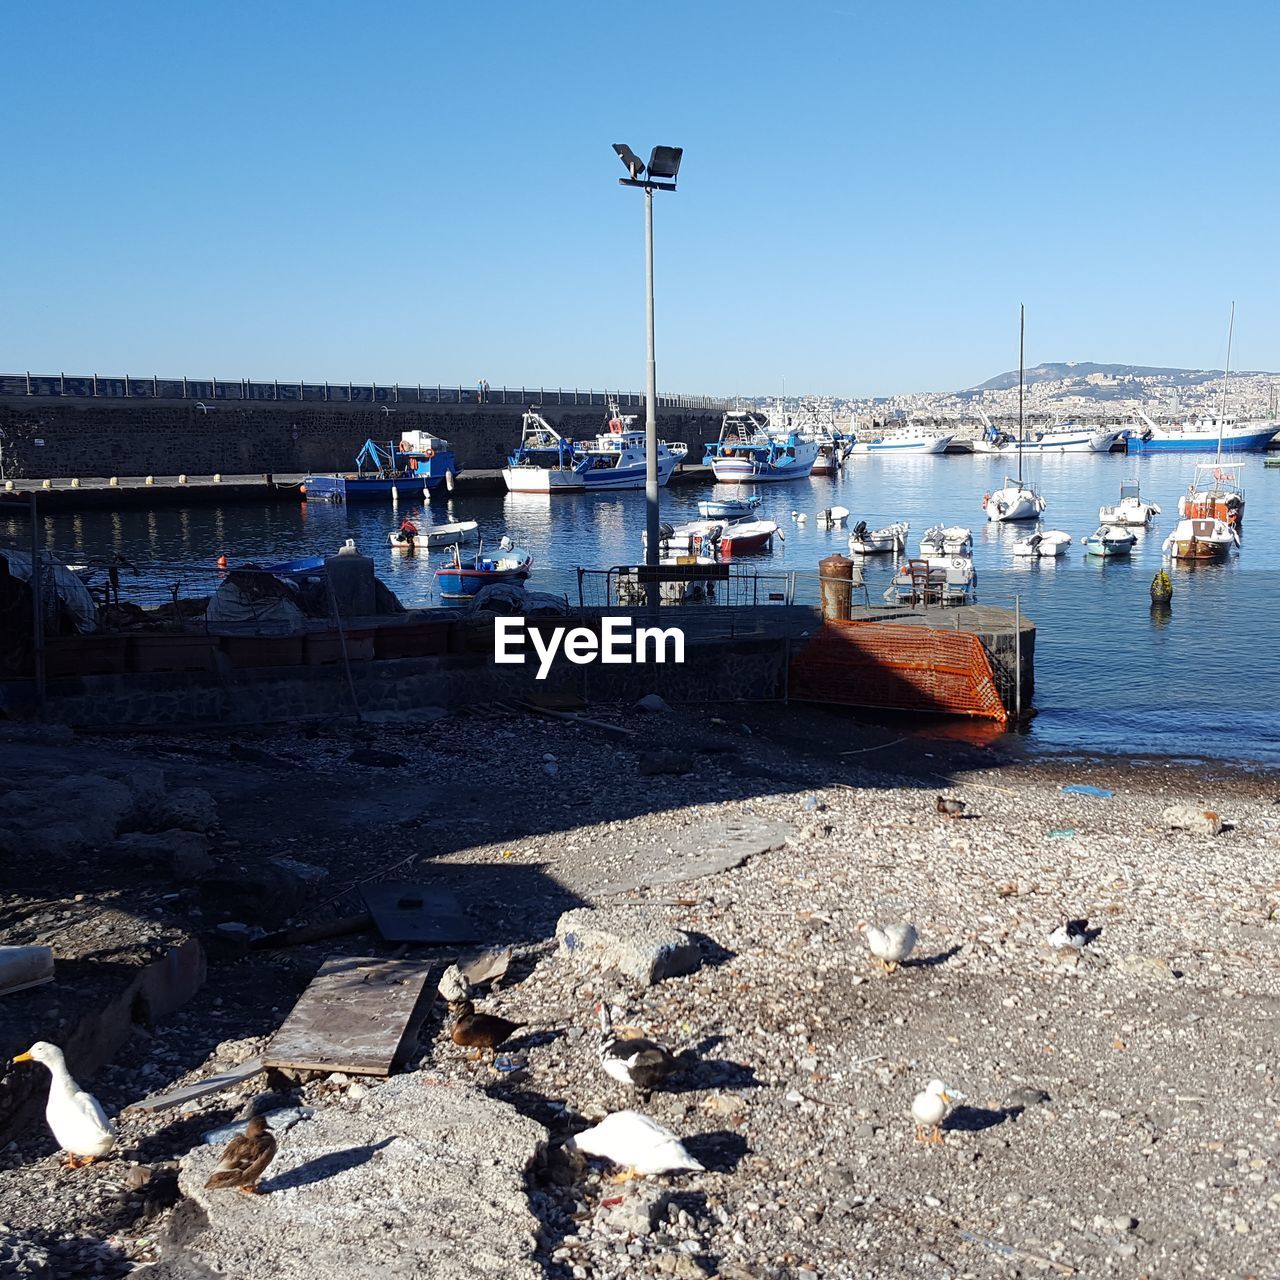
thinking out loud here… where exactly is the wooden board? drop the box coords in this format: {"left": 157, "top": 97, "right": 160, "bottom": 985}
{"left": 123, "top": 1057, "right": 265, "bottom": 1115}
{"left": 263, "top": 956, "right": 434, "bottom": 1077}
{"left": 360, "top": 882, "right": 478, "bottom": 944}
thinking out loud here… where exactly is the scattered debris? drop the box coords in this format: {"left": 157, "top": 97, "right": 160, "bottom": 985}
{"left": 1060, "top": 784, "right": 1114, "bottom": 799}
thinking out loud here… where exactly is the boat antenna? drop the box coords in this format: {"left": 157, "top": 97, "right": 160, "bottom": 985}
{"left": 1217, "top": 299, "right": 1235, "bottom": 463}
{"left": 1017, "top": 303, "right": 1025, "bottom": 487}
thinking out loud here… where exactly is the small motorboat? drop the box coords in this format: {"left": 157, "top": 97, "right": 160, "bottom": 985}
{"left": 1161, "top": 516, "right": 1239, "bottom": 561}
{"left": 919, "top": 524, "right": 973, "bottom": 556}
{"left": 1099, "top": 478, "right": 1161, "bottom": 527}
{"left": 1082, "top": 525, "right": 1138, "bottom": 557}
{"left": 389, "top": 519, "right": 479, "bottom": 550}
{"left": 698, "top": 491, "right": 761, "bottom": 519}
{"left": 715, "top": 519, "right": 780, "bottom": 555}
{"left": 816, "top": 505, "right": 850, "bottom": 528}
{"left": 883, "top": 555, "right": 977, "bottom": 606}
{"left": 983, "top": 477, "right": 1047, "bottom": 522}
{"left": 435, "top": 537, "right": 532, "bottom": 598}
{"left": 848, "top": 520, "right": 909, "bottom": 555}
{"left": 1012, "top": 527, "right": 1072, "bottom": 558}
{"left": 645, "top": 519, "right": 720, "bottom": 555}
{"left": 1177, "top": 463, "right": 1245, "bottom": 527}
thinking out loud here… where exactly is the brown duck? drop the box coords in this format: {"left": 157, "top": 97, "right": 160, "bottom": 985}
{"left": 205, "top": 1115, "right": 277, "bottom": 1194}
{"left": 448, "top": 999, "right": 524, "bottom": 1059}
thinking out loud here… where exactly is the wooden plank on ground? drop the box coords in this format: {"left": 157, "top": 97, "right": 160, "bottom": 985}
{"left": 262, "top": 955, "right": 433, "bottom": 1076}
{"left": 123, "top": 1057, "right": 265, "bottom": 1115}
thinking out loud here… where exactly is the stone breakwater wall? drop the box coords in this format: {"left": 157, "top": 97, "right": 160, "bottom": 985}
{"left": 0, "top": 400, "right": 724, "bottom": 480}
{"left": 1, "top": 636, "right": 790, "bottom": 729}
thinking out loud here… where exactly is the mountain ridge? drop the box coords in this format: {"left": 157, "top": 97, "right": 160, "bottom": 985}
{"left": 970, "top": 361, "right": 1275, "bottom": 392}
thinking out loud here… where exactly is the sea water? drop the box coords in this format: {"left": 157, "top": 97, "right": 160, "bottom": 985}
{"left": 5, "top": 450, "right": 1278, "bottom": 766}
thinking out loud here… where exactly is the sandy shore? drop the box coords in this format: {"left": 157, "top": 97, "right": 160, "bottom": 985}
{"left": 0, "top": 703, "right": 1276, "bottom": 1277}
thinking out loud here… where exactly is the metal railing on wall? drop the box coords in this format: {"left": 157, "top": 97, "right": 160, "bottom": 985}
{"left": 0, "top": 373, "right": 728, "bottom": 412}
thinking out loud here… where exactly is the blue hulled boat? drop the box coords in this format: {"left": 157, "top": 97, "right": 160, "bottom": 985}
{"left": 304, "top": 433, "right": 458, "bottom": 501}
{"left": 435, "top": 538, "right": 533, "bottom": 599}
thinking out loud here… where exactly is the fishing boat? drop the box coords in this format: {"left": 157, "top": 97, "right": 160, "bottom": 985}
{"left": 848, "top": 424, "right": 952, "bottom": 455}
{"left": 503, "top": 407, "right": 686, "bottom": 493}
{"left": 919, "top": 525, "right": 973, "bottom": 556}
{"left": 1178, "top": 463, "right": 1245, "bottom": 527}
{"left": 883, "top": 556, "right": 977, "bottom": 605}
{"left": 1011, "top": 527, "right": 1072, "bottom": 558}
{"left": 1161, "top": 516, "right": 1238, "bottom": 561}
{"left": 1099, "top": 478, "right": 1161, "bottom": 527}
{"left": 698, "top": 491, "right": 761, "bottom": 519}
{"left": 983, "top": 307, "right": 1047, "bottom": 523}
{"left": 1082, "top": 525, "right": 1138, "bottom": 557}
{"left": 703, "top": 410, "right": 820, "bottom": 482}
{"left": 791, "top": 402, "right": 849, "bottom": 475}
{"left": 815, "top": 505, "right": 850, "bottom": 527}
{"left": 304, "top": 434, "right": 458, "bottom": 502}
{"left": 848, "top": 520, "right": 909, "bottom": 555}
{"left": 388, "top": 519, "right": 478, "bottom": 550}
{"left": 972, "top": 412, "right": 1118, "bottom": 454}
{"left": 435, "top": 538, "right": 532, "bottom": 598}
{"left": 1125, "top": 408, "right": 1277, "bottom": 454}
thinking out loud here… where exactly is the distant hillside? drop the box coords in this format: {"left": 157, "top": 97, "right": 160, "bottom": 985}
{"left": 969, "top": 362, "right": 1244, "bottom": 392}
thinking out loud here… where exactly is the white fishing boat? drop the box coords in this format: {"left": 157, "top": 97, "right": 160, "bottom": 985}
{"left": 1011, "top": 527, "right": 1072, "bottom": 558}
{"left": 816, "top": 505, "right": 850, "bottom": 527}
{"left": 883, "top": 555, "right": 977, "bottom": 605}
{"left": 1082, "top": 525, "right": 1137, "bottom": 557}
{"left": 973, "top": 412, "right": 1118, "bottom": 454}
{"left": 503, "top": 407, "right": 686, "bottom": 493}
{"left": 919, "top": 524, "right": 973, "bottom": 556}
{"left": 1161, "top": 516, "right": 1238, "bottom": 561}
{"left": 703, "top": 410, "right": 820, "bottom": 482}
{"left": 388, "top": 519, "right": 479, "bottom": 550}
{"left": 848, "top": 520, "right": 909, "bottom": 555}
{"left": 698, "top": 490, "right": 760, "bottom": 519}
{"left": 982, "top": 308, "right": 1048, "bottom": 523}
{"left": 848, "top": 425, "right": 952, "bottom": 455}
{"left": 1099, "top": 478, "right": 1161, "bottom": 527}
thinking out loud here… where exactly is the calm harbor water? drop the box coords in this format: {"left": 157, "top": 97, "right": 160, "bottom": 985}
{"left": 6, "top": 451, "right": 1279, "bottom": 767}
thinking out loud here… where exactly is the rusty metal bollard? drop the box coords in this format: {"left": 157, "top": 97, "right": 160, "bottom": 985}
{"left": 819, "top": 553, "right": 856, "bottom": 621}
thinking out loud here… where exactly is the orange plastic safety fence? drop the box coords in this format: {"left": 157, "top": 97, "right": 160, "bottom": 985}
{"left": 788, "top": 621, "right": 1009, "bottom": 724}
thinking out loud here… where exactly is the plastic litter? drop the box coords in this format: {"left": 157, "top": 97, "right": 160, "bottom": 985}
{"left": 1060, "top": 784, "right": 1113, "bottom": 799}
{"left": 1047, "top": 828, "right": 1077, "bottom": 839}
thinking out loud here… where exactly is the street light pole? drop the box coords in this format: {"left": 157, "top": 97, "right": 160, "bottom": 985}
{"left": 643, "top": 184, "right": 659, "bottom": 582}
{"left": 613, "top": 143, "right": 683, "bottom": 611}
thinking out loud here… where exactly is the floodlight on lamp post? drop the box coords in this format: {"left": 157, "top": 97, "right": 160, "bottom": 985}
{"left": 613, "top": 142, "right": 683, "bottom": 608}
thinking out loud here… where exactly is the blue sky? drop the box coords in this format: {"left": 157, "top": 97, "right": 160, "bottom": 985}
{"left": 4, "top": 1, "right": 1278, "bottom": 397}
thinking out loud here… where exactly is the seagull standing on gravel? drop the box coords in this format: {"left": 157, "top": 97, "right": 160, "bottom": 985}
{"left": 859, "top": 921, "right": 918, "bottom": 973}
{"left": 911, "top": 1078, "right": 958, "bottom": 1144}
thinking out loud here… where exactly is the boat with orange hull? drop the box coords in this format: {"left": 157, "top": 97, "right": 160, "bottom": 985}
{"left": 1178, "top": 463, "right": 1245, "bottom": 527}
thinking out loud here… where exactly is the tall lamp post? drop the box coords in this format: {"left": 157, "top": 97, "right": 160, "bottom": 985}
{"left": 612, "top": 143, "right": 683, "bottom": 600}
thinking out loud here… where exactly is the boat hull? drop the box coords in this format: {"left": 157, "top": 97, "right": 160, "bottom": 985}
{"left": 1127, "top": 426, "right": 1277, "bottom": 454}
{"left": 974, "top": 430, "right": 1117, "bottom": 454}
{"left": 849, "top": 435, "right": 951, "bottom": 455}
{"left": 389, "top": 521, "right": 478, "bottom": 549}
{"left": 503, "top": 453, "right": 679, "bottom": 492}
{"left": 710, "top": 455, "right": 817, "bottom": 483}
{"left": 304, "top": 471, "right": 454, "bottom": 501}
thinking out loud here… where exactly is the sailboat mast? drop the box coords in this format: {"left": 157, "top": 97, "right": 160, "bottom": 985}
{"left": 1017, "top": 303, "right": 1025, "bottom": 486}
{"left": 1217, "top": 300, "right": 1235, "bottom": 462}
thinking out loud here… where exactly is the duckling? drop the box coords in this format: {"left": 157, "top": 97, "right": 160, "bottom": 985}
{"left": 205, "top": 1115, "right": 278, "bottom": 1194}
{"left": 911, "top": 1078, "right": 956, "bottom": 1144}
{"left": 11, "top": 1041, "right": 115, "bottom": 1168}
{"left": 448, "top": 999, "right": 524, "bottom": 1060}
{"left": 596, "top": 1004, "right": 674, "bottom": 1100}
{"left": 567, "top": 1110, "right": 704, "bottom": 1181}
{"left": 858, "top": 920, "right": 918, "bottom": 973}
{"left": 936, "top": 796, "right": 966, "bottom": 819}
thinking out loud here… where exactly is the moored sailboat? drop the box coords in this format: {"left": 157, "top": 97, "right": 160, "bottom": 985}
{"left": 983, "top": 307, "right": 1046, "bottom": 523}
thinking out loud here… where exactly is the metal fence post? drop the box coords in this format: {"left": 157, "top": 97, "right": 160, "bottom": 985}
{"left": 29, "top": 493, "right": 44, "bottom": 713}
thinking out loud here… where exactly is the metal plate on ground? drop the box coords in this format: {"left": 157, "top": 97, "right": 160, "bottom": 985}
{"left": 360, "top": 881, "right": 478, "bottom": 944}
{"left": 592, "top": 817, "right": 793, "bottom": 898}
{"left": 263, "top": 956, "right": 434, "bottom": 1077}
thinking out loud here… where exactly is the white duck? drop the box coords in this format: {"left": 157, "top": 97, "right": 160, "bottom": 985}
{"left": 911, "top": 1078, "right": 958, "bottom": 1144}
{"left": 859, "top": 921, "right": 918, "bottom": 973}
{"left": 566, "top": 1111, "right": 704, "bottom": 1180}
{"left": 13, "top": 1041, "right": 116, "bottom": 1166}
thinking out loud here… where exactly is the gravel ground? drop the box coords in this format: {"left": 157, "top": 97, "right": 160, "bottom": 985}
{"left": 1, "top": 703, "right": 1277, "bottom": 1278}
